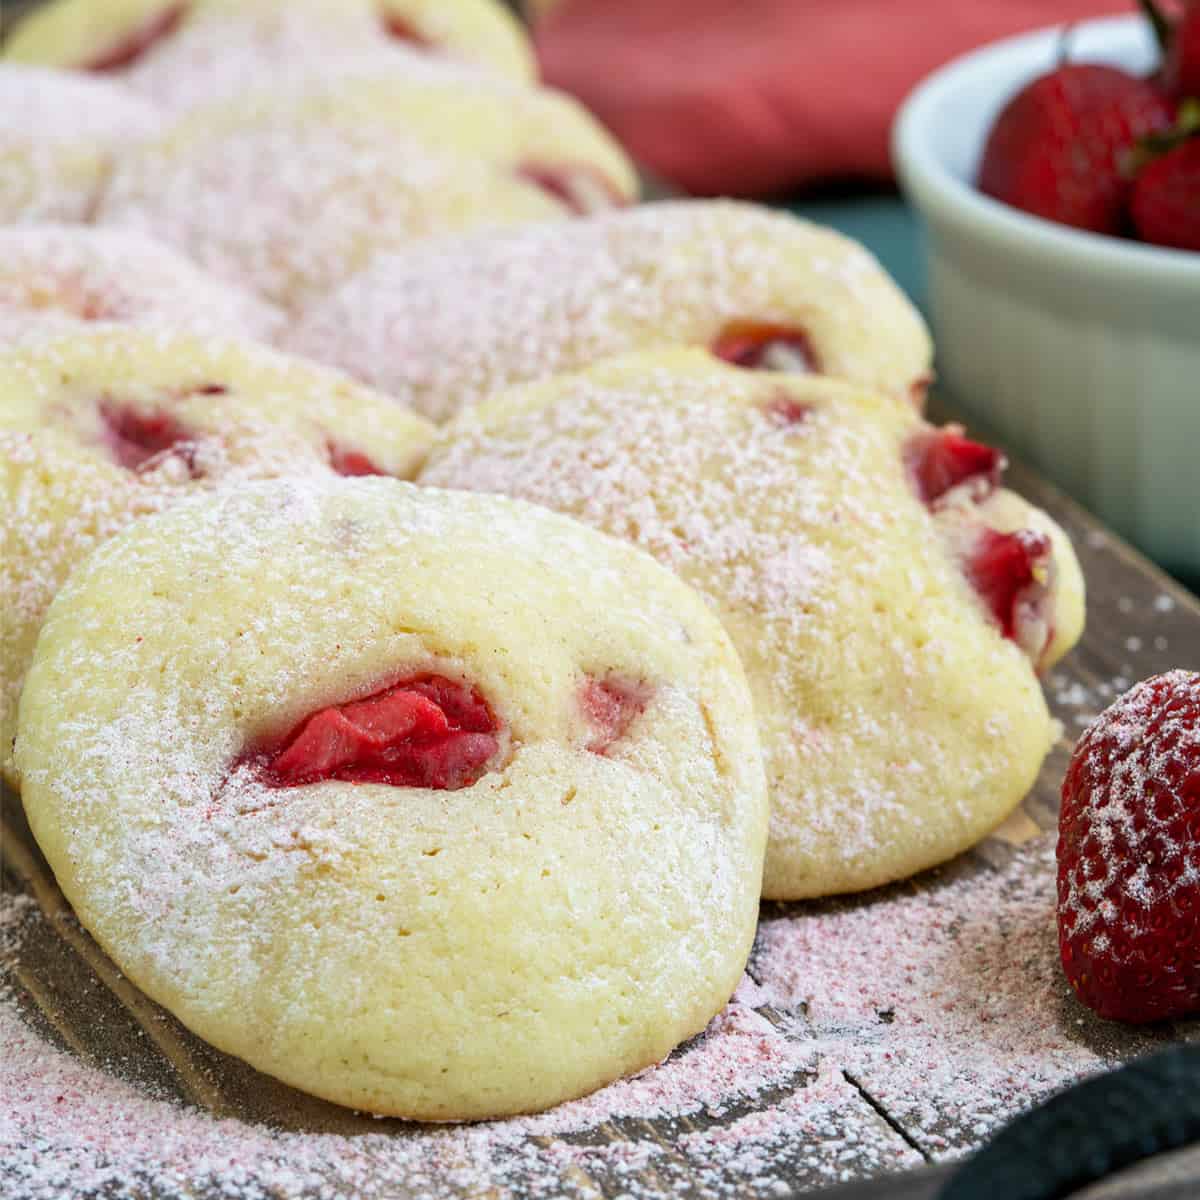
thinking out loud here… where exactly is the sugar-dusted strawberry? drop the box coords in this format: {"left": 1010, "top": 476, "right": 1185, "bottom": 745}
{"left": 978, "top": 64, "right": 1174, "bottom": 234}
{"left": 1057, "top": 670, "right": 1200, "bottom": 1024}
{"left": 1131, "top": 137, "right": 1200, "bottom": 251}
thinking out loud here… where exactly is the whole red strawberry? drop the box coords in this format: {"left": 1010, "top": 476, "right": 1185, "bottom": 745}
{"left": 1130, "top": 137, "right": 1200, "bottom": 250}
{"left": 979, "top": 64, "right": 1174, "bottom": 234}
{"left": 1057, "top": 670, "right": 1200, "bottom": 1023}
{"left": 1164, "top": 1, "right": 1200, "bottom": 99}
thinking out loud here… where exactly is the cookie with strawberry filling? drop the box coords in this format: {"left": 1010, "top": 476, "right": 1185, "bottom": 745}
{"left": 0, "top": 64, "right": 161, "bottom": 224}
{"left": 15, "top": 477, "right": 766, "bottom": 1119}
{"left": 420, "top": 349, "right": 1086, "bottom": 898}
{"left": 288, "top": 200, "right": 932, "bottom": 423}
{"left": 2, "top": 0, "right": 535, "bottom": 93}
{"left": 98, "top": 70, "right": 637, "bottom": 310}
{"left": 0, "top": 330, "right": 433, "bottom": 785}
{"left": 0, "top": 227, "right": 282, "bottom": 348}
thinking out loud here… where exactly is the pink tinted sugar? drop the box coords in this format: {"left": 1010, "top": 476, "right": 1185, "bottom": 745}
{"left": 1, "top": 837, "right": 1122, "bottom": 1197}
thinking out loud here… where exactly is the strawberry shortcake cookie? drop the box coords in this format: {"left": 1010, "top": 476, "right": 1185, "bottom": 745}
{"left": 98, "top": 71, "right": 636, "bottom": 310}
{"left": 0, "top": 227, "right": 282, "bottom": 348}
{"left": 420, "top": 350, "right": 1086, "bottom": 898}
{"left": 288, "top": 200, "right": 933, "bottom": 423}
{"left": 15, "top": 477, "right": 767, "bottom": 1119}
{"left": 0, "top": 330, "right": 433, "bottom": 786}
{"left": 3, "top": 0, "right": 535, "bottom": 92}
{"left": 0, "top": 64, "right": 161, "bottom": 224}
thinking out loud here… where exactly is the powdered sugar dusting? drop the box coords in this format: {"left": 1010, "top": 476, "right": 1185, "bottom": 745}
{"left": 122, "top": 3, "right": 492, "bottom": 111}
{"left": 754, "top": 838, "right": 1115, "bottom": 1155}
{"left": 2, "top": 830, "right": 1142, "bottom": 1197}
{"left": 287, "top": 200, "right": 930, "bottom": 422}
{"left": 98, "top": 71, "right": 633, "bottom": 310}
{"left": 421, "top": 354, "right": 1062, "bottom": 895}
{"left": 0, "top": 227, "right": 283, "bottom": 347}
{"left": 0, "top": 332, "right": 433, "bottom": 781}
{"left": 0, "top": 65, "right": 162, "bottom": 224}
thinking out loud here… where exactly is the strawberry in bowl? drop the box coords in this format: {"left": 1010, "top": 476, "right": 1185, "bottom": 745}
{"left": 977, "top": 1, "right": 1200, "bottom": 248}
{"left": 893, "top": 15, "right": 1200, "bottom": 580}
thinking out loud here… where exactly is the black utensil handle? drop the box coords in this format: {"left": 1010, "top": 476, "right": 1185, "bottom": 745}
{"left": 940, "top": 1045, "right": 1200, "bottom": 1200}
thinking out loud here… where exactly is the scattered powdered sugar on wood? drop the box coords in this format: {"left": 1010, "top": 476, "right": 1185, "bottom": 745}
{"left": 0, "top": 227, "right": 283, "bottom": 347}
{"left": 287, "top": 200, "right": 929, "bottom": 423}
{"left": 0, "top": 66, "right": 162, "bottom": 224}
{"left": 752, "top": 838, "right": 1121, "bottom": 1156}
{"left": 2, "top": 833, "right": 1140, "bottom": 1197}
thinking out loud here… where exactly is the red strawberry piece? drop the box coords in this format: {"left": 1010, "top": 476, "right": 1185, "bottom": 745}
{"left": 962, "top": 526, "right": 1054, "bottom": 658}
{"left": 516, "top": 164, "right": 626, "bottom": 215}
{"left": 1057, "top": 670, "right": 1200, "bottom": 1023}
{"left": 762, "top": 396, "right": 812, "bottom": 427}
{"left": 1164, "top": 2, "right": 1200, "bottom": 100}
{"left": 906, "top": 425, "right": 1005, "bottom": 507}
{"left": 259, "top": 674, "right": 500, "bottom": 790}
{"left": 580, "top": 676, "right": 650, "bottom": 754}
{"left": 98, "top": 399, "right": 200, "bottom": 476}
{"left": 82, "top": 2, "right": 187, "bottom": 71}
{"left": 978, "top": 64, "right": 1174, "bottom": 234}
{"left": 327, "top": 442, "right": 386, "bottom": 477}
{"left": 380, "top": 12, "right": 431, "bottom": 47}
{"left": 1131, "top": 138, "right": 1200, "bottom": 251}
{"left": 711, "top": 322, "right": 820, "bottom": 374}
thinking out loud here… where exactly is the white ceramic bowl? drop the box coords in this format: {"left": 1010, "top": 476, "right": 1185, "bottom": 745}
{"left": 893, "top": 15, "right": 1200, "bottom": 577}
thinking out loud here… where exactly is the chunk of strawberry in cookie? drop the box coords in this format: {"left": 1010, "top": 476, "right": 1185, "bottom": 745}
{"left": 327, "top": 442, "right": 386, "bottom": 477}
{"left": 711, "top": 323, "right": 819, "bottom": 374}
{"left": 762, "top": 396, "right": 812, "bottom": 427}
{"left": 517, "top": 164, "right": 627, "bottom": 215}
{"left": 83, "top": 3, "right": 187, "bottom": 71}
{"left": 964, "top": 527, "right": 1054, "bottom": 661}
{"left": 581, "top": 676, "right": 651, "bottom": 754}
{"left": 262, "top": 675, "right": 500, "bottom": 790}
{"left": 379, "top": 11, "right": 431, "bottom": 46}
{"left": 98, "top": 399, "right": 199, "bottom": 475}
{"left": 906, "top": 426, "right": 1004, "bottom": 507}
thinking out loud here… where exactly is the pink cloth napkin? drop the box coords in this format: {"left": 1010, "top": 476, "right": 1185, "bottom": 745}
{"left": 535, "top": 0, "right": 1131, "bottom": 196}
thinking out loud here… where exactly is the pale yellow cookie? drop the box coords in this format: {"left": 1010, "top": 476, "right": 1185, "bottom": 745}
{"left": 0, "top": 64, "right": 162, "bottom": 224}
{"left": 0, "top": 330, "right": 433, "bottom": 786}
{"left": 16, "top": 477, "right": 767, "bottom": 1119}
{"left": 99, "top": 70, "right": 636, "bottom": 310}
{"left": 288, "top": 200, "right": 933, "bottom": 423}
{"left": 420, "top": 349, "right": 1086, "bottom": 898}
{"left": 3, "top": 0, "right": 535, "bottom": 88}
{"left": 0, "top": 226, "right": 282, "bottom": 348}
